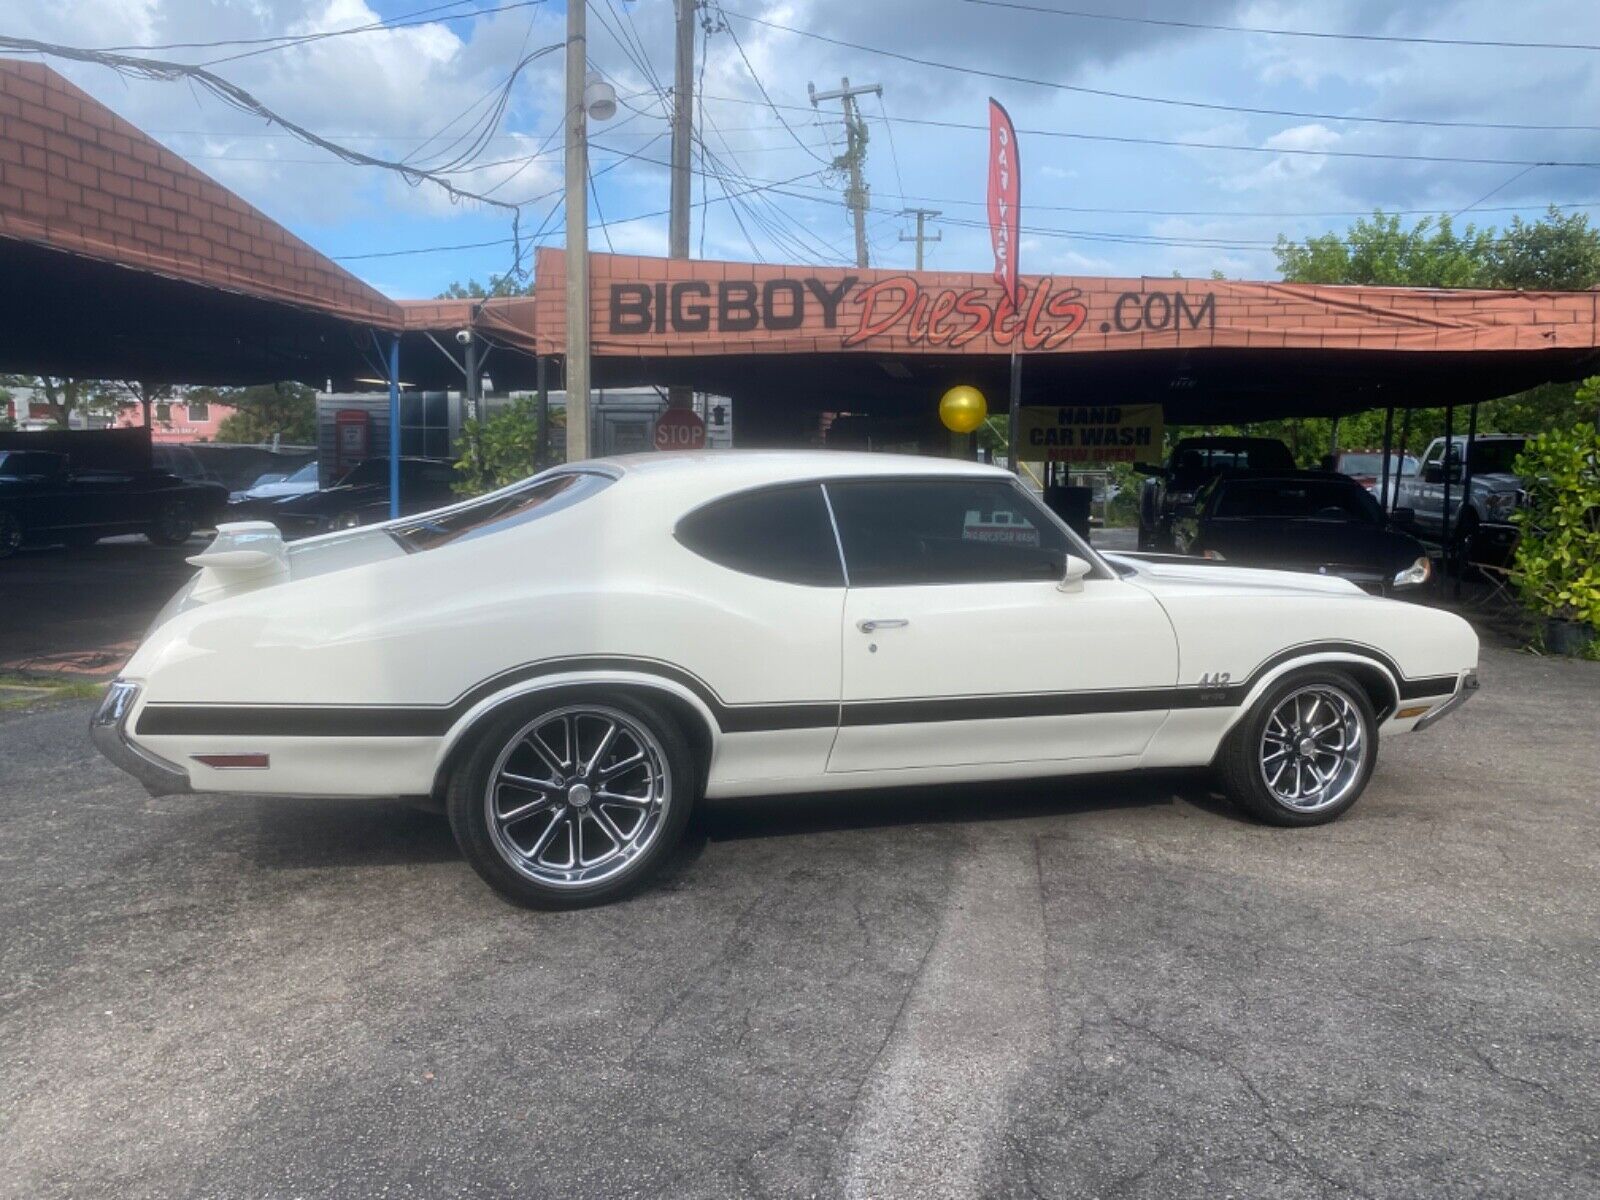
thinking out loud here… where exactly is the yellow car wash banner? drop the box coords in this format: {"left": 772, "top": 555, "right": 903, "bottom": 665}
{"left": 1020, "top": 404, "right": 1164, "bottom": 463}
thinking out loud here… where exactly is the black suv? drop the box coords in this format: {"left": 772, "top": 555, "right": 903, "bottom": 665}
{"left": 1136, "top": 436, "right": 1296, "bottom": 550}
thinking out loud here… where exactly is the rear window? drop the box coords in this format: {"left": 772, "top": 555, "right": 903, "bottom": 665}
{"left": 389, "top": 471, "right": 613, "bottom": 551}
{"left": 675, "top": 484, "right": 845, "bottom": 586}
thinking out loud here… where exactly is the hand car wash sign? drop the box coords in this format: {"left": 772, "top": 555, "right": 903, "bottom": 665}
{"left": 1021, "top": 404, "right": 1165, "bottom": 464}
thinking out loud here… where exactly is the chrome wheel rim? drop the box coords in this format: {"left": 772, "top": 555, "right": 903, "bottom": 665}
{"left": 1259, "top": 686, "right": 1367, "bottom": 812}
{"left": 484, "top": 705, "right": 670, "bottom": 888}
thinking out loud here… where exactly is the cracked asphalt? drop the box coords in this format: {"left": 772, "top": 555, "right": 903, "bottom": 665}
{"left": 2, "top": 639, "right": 1597, "bottom": 1199}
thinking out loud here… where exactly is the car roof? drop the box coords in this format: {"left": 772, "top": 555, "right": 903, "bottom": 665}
{"left": 1209, "top": 469, "right": 1361, "bottom": 487}
{"left": 589, "top": 449, "right": 1009, "bottom": 487}
{"left": 1174, "top": 436, "right": 1287, "bottom": 448}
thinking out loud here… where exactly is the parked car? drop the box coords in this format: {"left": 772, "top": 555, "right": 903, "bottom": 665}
{"left": 264, "top": 456, "right": 457, "bottom": 539}
{"left": 1171, "top": 471, "right": 1434, "bottom": 596}
{"left": 1324, "top": 449, "right": 1418, "bottom": 509}
{"left": 1393, "top": 434, "right": 1528, "bottom": 562}
{"left": 94, "top": 451, "right": 1479, "bottom": 909}
{"left": 0, "top": 449, "right": 227, "bottom": 559}
{"left": 227, "top": 461, "right": 321, "bottom": 519}
{"left": 1137, "top": 436, "right": 1296, "bottom": 550}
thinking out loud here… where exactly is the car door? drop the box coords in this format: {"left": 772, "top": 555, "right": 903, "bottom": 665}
{"left": 1407, "top": 440, "right": 1445, "bottom": 535}
{"left": 824, "top": 476, "right": 1179, "bottom": 774}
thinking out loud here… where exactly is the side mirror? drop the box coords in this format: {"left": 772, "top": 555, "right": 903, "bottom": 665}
{"left": 1058, "top": 554, "right": 1093, "bottom": 593}
{"left": 1318, "top": 454, "right": 1336, "bottom": 472}
{"left": 1390, "top": 507, "right": 1416, "bottom": 528}
{"left": 1422, "top": 463, "right": 1442, "bottom": 484}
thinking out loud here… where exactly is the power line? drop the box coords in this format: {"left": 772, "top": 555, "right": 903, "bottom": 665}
{"left": 960, "top": 0, "right": 1600, "bottom": 53}
{"left": 717, "top": 7, "right": 1600, "bottom": 133}
{"left": 692, "top": 90, "right": 1600, "bottom": 168}
{"left": 714, "top": 2, "right": 831, "bottom": 166}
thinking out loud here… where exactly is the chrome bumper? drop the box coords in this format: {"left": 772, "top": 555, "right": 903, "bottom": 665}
{"left": 91, "top": 680, "right": 191, "bottom": 797}
{"left": 1413, "top": 670, "right": 1480, "bottom": 732}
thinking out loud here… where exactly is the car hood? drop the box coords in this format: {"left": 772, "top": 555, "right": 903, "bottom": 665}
{"left": 1104, "top": 552, "right": 1370, "bottom": 599}
{"left": 1199, "top": 518, "right": 1424, "bottom": 572}
{"left": 1471, "top": 471, "right": 1521, "bottom": 492}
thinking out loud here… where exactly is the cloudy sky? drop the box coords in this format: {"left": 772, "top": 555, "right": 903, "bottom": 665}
{"left": 7, "top": 0, "right": 1600, "bottom": 297}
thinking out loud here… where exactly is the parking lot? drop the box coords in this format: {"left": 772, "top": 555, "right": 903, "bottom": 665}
{"left": 3, "top": 627, "right": 1596, "bottom": 1198}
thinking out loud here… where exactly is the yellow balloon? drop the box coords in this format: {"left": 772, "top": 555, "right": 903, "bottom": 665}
{"left": 939, "top": 385, "right": 988, "bottom": 434}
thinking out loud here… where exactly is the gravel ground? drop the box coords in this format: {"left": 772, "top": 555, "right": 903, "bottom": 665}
{"left": 1, "top": 640, "right": 1596, "bottom": 1199}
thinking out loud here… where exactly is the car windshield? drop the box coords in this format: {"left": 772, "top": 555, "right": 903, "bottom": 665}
{"left": 1339, "top": 453, "right": 1416, "bottom": 476}
{"left": 335, "top": 459, "right": 390, "bottom": 486}
{"left": 1213, "top": 478, "right": 1382, "bottom": 523}
{"left": 1174, "top": 442, "right": 1294, "bottom": 473}
{"left": 1468, "top": 440, "right": 1525, "bottom": 474}
{"left": 388, "top": 471, "right": 614, "bottom": 551}
{"left": 285, "top": 462, "right": 319, "bottom": 483}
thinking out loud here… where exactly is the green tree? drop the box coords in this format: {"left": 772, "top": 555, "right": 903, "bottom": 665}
{"left": 437, "top": 274, "right": 532, "bottom": 300}
{"left": 452, "top": 395, "right": 552, "bottom": 495}
{"left": 0, "top": 375, "right": 115, "bottom": 428}
{"left": 1268, "top": 207, "right": 1600, "bottom": 446}
{"left": 212, "top": 382, "right": 318, "bottom": 445}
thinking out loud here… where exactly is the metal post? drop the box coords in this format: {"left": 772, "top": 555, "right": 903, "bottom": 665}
{"left": 1378, "top": 404, "right": 1395, "bottom": 516}
{"left": 899, "top": 208, "right": 942, "bottom": 271}
{"left": 387, "top": 332, "right": 401, "bottom": 519}
{"left": 1455, "top": 403, "right": 1479, "bottom": 599}
{"left": 810, "top": 78, "right": 881, "bottom": 270}
{"left": 1441, "top": 402, "right": 1455, "bottom": 571}
{"left": 463, "top": 329, "right": 478, "bottom": 424}
{"left": 666, "top": 0, "right": 696, "bottom": 412}
{"left": 563, "top": 0, "right": 591, "bottom": 460}
{"left": 536, "top": 354, "right": 550, "bottom": 469}
{"left": 1007, "top": 350, "right": 1022, "bottom": 476}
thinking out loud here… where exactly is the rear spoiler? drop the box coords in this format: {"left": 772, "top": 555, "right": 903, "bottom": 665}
{"left": 187, "top": 521, "right": 289, "bottom": 597}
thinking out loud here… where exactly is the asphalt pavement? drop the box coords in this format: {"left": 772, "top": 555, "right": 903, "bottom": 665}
{"left": 2, "top": 641, "right": 1597, "bottom": 1199}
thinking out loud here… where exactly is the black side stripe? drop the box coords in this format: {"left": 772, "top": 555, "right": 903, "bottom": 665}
{"left": 134, "top": 644, "right": 1459, "bottom": 738}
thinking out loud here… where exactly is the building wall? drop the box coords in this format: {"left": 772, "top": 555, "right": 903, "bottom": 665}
{"left": 112, "top": 400, "right": 237, "bottom": 443}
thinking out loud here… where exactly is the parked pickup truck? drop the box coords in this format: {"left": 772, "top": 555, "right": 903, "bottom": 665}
{"left": 1394, "top": 434, "right": 1528, "bottom": 563}
{"left": 1136, "top": 435, "right": 1296, "bottom": 551}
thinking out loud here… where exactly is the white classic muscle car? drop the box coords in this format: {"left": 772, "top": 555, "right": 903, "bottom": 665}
{"left": 94, "top": 451, "right": 1479, "bottom": 907}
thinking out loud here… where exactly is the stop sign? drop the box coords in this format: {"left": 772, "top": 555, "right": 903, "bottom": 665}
{"left": 654, "top": 407, "right": 707, "bottom": 451}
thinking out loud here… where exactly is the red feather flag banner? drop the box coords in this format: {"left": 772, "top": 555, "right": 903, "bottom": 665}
{"left": 987, "top": 97, "right": 1021, "bottom": 312}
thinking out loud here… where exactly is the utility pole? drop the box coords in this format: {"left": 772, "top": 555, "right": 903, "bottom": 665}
{"left": 809, "top": 77, "right": 881, "bottom": 269}
{"left": 563, "top": 0, "right": 591, "bottom": 460}
{"left": 899, "top": 207, "right": 941, "bottom": 271}
{"left": 668, "top": 0, "right": 696, "bottom": 412}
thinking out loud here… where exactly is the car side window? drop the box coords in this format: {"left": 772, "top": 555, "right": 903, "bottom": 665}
{"left": 675, "top": 483, "right": 845, "bottom": 587}
{"left": 826, "top": 479, "right": 1069, "bottom": 586}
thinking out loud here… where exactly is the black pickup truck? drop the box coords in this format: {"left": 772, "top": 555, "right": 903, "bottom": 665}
{"left": 0, "top": 449, "right": 227, "bottom": 559}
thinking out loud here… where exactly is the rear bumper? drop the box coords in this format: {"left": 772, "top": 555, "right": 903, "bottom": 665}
{"left": 91, "top": 681, "right": 192, "bottom": 797}
{"left": 1413, "top": 670, "right": 1479, "bottom": 732}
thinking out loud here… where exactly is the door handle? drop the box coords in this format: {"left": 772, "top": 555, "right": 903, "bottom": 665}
{"left": 857, "top": 618, "right": 909, "bottom": 633}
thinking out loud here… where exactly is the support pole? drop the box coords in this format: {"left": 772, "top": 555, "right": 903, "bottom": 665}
{"left": 899, "top": 208, "right": 942, "bottom": 271}
{"left": 1008, "top": 350, "right": 1022, "bottom": 477}
{"left": 1378, "top": 404, "right": 1395, "bottom": 516}
{"left": 536, "top": 354, "right": 550, "bottom": 469}
{"left": 1441, "top": 402, "right": 1455, "bottom": 571}
{"left": 387, "top": 332, "right": 401, "bottom": 519}
{"left": 563, "top": 0, "right": 591, "bottom": 460}
{"left": 1455, "top": 403, "right": 1479, "bottom": 600}
{"left": 667, "top": 0, "right": 696, "bottom": 412}
{"left": 810, "top": 78, "right": 881, "bottom": 269}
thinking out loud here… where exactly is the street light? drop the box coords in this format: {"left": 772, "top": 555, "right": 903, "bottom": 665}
{"left": 564, "top": 10, "right": 619, "bottom": 462}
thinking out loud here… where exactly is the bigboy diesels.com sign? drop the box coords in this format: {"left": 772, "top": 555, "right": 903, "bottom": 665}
{"left": 602, "top": 270, "right": 1215, "bottom": 353}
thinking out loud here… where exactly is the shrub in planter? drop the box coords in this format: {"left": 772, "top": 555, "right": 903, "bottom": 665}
{"left": 1511, "top": 425, "right": 1600, "bottom": 654}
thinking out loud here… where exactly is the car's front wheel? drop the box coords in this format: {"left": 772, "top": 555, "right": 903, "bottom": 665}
{"left": 0, "top": 510, "right": 22, "bottom": 559}
{"left": 146, "top": 498, "right": 196, "bottom": 545}
{"left": 1216, "top": 669, "right": 1377, "bottom": 826}
{"left": 447, "top": 694, "right": 697, "bottom": 908}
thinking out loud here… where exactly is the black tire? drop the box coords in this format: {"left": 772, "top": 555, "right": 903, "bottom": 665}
{"left": 1136, "top": 526, "right": 1154, "bottom": 552}
{"left": 0, "top": 510, "right": 21, "bottom": 560}
{"left": 447, "top": 691, "right": 699, "bottom": 909}
{"left": 1216, "top": 667, "right": 1378, "bottom": 827}
{"left": 146, "top": 498, "right": 196, "bottom": 546}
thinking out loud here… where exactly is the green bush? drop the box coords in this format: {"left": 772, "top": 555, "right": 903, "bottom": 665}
{"left": 453, "top": 396, "right": 544, "bottom": 496}
{"left": 1511, "top": 425, "right": 1600, "bottom": 634}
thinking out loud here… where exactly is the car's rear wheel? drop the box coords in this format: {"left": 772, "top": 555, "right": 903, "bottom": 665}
{"left": 0, "top": 510, "right": 22, "bottom": 559}
{"left": 1217, "top": 669, "right": 1377, "bottom": 826}
{"left": 146, "top": 499, "right": 195, "bottom": 545}
{"left": 447, "top": 694, "right": 697, "bottom": 908}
